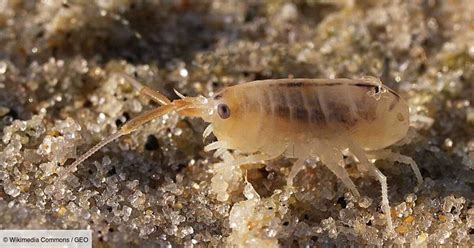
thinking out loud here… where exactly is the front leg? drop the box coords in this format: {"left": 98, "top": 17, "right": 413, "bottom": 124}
{"left": 229, "top": 148, "right": 285, "bottom": 168}
{"left": 210, "top": 149, "right": 285, "bottom": 202}
{"left": 225, "top": 142, "right": 288, "bottom": 167}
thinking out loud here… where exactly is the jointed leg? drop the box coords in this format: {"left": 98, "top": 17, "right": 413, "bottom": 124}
{"left": 117, "top": 73, "right": 171, "bottom": 105}
{"left": 319, "top": 150, "right": 360, "bottom": 199}
{"left": 367, "top": 149, "right": 423, "bottom": 187}
{"left": 348, "top": 142, "right": 393, "bottom": 231}
{"left": 229, "top": 152, "right": 282, "bottom": 167}
{"left": 204, "top": 141, "right": 226, "bottom": 152}
{"left": 224, "top": 144, "right": 287, "bottom": 168}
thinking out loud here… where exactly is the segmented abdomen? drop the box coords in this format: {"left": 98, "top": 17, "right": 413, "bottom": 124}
{"left": 239, "top": 81, "right": 377, "bottom": 129}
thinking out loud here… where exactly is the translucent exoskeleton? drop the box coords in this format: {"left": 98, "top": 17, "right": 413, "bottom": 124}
{"left": 58, "top": 74, "right": 423, "bottom": 232}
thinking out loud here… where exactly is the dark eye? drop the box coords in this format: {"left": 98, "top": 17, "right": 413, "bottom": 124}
{"left": 374, "top": 86, "right": 381, "bottom": 94}
{"left": 217, "top": 104, "right": 230, "bottom": 119}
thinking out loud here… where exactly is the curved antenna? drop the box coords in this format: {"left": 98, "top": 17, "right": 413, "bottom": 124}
{"left": 59, "top": 104, "right": 175, "bottom": 181}
{"left": 58, "top": 131, "right": 125, "bottom": 181}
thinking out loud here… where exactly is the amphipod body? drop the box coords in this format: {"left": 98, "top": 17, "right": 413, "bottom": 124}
{"left": 209, "top": 78, "right": 409, "bottom": 155}
{"left": 61, "top": 75, "right": 422, "bottom": 233}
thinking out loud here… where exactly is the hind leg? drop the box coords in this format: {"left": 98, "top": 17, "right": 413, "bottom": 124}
{"left": 348, "top": 142, "right": 394, "bottom": 232}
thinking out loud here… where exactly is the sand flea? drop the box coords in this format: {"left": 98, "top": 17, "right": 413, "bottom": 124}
{"left": 58, "top": 74, "right": 423, "bottom": 233}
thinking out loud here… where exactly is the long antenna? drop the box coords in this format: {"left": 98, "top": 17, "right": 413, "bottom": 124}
{"left": 58, "top": 104, "right": 175, "bottom": 181}
{"left": 58, "top": 131, "right": 125, "bottom": 181}
{"left": 58, "top": 72, "right": 180, "bottom": 182}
